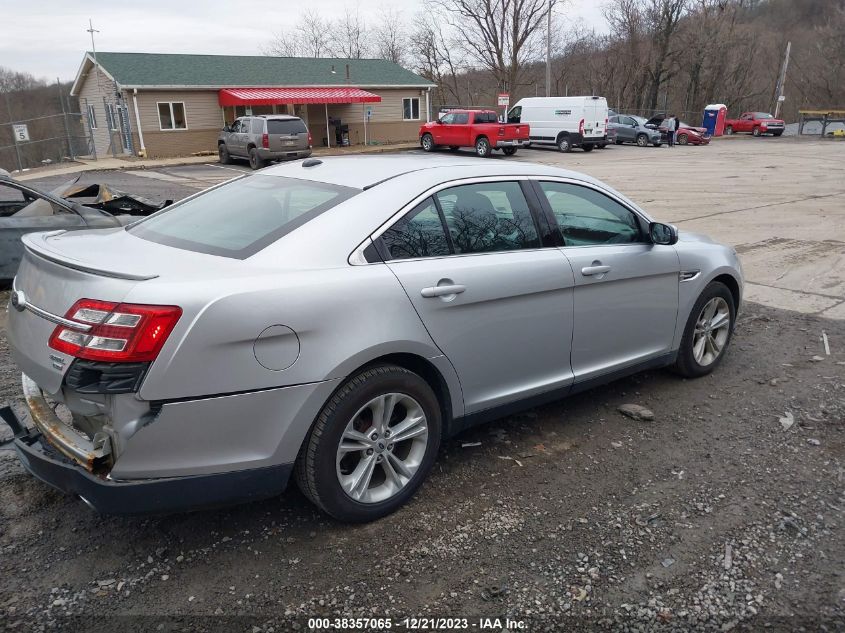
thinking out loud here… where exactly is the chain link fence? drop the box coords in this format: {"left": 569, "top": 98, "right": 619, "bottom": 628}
{"left": 0, "top": 112, "right": 95, "bottom": 173}
{"left": 609, "top": 107, "right": 704, "bottom": 125}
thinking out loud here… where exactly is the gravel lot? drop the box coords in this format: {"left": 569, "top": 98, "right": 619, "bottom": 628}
{"left": 1, "top": 140, "right": 843, "bottom": 632}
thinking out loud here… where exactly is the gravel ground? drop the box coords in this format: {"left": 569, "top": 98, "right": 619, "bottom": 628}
{"left": 0, "top": 296, "right": 842, "bottom": 632}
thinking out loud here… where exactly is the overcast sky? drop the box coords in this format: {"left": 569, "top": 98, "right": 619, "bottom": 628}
{"left": 1, "top": 0, "right": 607, "bottom": 82}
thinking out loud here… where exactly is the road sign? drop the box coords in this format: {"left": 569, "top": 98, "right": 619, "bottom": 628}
{"left": 777, "top": 95, "right": 786, "bottom": 102}
{"left": 497, "top": 93, "right": 510, "bottom": 107}
{"left": 366, "top": 106, "right": 373, "bottom": 120}
{"left": 12, "top": 124, "right": 29, "bottom": 143}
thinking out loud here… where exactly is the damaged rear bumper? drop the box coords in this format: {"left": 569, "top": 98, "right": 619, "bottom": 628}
{"left": 0, "top": 398, "right": 293, "bottom": 515}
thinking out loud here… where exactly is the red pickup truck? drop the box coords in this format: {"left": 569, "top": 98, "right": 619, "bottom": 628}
{"left": 419, "top": 109, "right": 530, "bottom": 158}
{"left": 725, "top": 111, "right": 785, "bottom": 137}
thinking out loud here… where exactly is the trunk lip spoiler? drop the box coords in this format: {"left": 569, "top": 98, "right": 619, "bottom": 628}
{"left": 22, "top": 233, "right": 159, "bottom": 281}
{"left": 21, "top": 373, "right": 111, "bottom": 472}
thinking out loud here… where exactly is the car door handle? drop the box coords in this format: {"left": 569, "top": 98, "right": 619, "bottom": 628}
{"left": 581, "top": 265, "right": 611, "bottom": 276}
{"left": 421, "top": 284, "right": 466, "bottom": 298}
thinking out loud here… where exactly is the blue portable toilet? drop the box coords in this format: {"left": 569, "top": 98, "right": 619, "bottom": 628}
{"left": 702, "top": 104, "right": 727, "bottom": 136}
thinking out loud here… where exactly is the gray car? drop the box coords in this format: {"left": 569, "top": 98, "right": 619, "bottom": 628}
{"left": 2, "top": 156, "right": 742, "bottom": 521}
{"left": 218, "top": 115, "right": 312, "bottom": 170}
{"left": 608, "top": 115, "right": 663, "bottom": 147}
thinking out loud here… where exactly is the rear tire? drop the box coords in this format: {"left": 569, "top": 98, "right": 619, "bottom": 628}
{"left": 582, "top": 144, "right": 594, "bottom": 152}
{"left": 421, "top": 133, "right": 435, "bottom": 152}
{"left": 557, "top": 135, "right": 572, "bottom": 153}
{"left": 502, "top": 147, "right": 517, "bottom": 156}
{"left": 475, "top": 136, "right": 492, "bottom": 158}
{"left": 295, "top": 365, "right": 442, "bottom": 522}
{"left": 218, "top": 144, "right": 231, "bottom": 165}
{"left": 248, "top": 147, "right": 266, "bottom": 170}
{"left": 725, "top": 125, "right": 734, "bottom": 135}
{"left": 674, "top": 282, "right": 736, "bottom": 378}
{"left": 636, "top": 133, "right": 648, "bottom": 147}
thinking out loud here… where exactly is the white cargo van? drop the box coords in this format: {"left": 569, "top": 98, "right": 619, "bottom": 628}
{"left": 507, "top": 96, "right": 609, "bottom": 152}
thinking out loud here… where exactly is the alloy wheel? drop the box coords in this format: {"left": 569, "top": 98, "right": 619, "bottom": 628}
{"left": 421, "top": 135, "right": 433, "bottom": 151}
{"left": 692, "top": 297, "right": 731, "bottom": 367}
{"left": 335, "top": 393, "right": 429, "bottom": 504}
{"left": 476, "top": 139, "right": 489, "bottom": 157}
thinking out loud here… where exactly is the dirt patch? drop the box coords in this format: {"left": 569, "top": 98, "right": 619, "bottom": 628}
{"left": 0, "top": 303, "right": 843, "bottom": 631}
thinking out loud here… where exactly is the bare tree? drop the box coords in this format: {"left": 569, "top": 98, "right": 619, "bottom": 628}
{"left": 428, "top": 0, "right": 553, "bottom": 97}
{"left": 373, "top": 7, "right": 408, "bottom": 65}
{"left": 410, "top": 11, "right": 464, "bottom": 108}
{"left": 264, "top": 10, "right": 331, "bottom": 57}
{"left": 643, "top": 0, "right": 688, "bottom": 110}
{"left": 330, "top": 7, "right": 371, "bottom": 59}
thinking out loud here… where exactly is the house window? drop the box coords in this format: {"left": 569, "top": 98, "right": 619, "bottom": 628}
{"left": 402, "top": 97, "right": 420, "bottom": 121}
{"left": 157, "top": 102, "right": 187, "bottom": 130}
{"left": 105, "top": 103, "right": 119, "bottom": 131}
{"left": 86, "top": 103, "right": 97, "bottom": 129}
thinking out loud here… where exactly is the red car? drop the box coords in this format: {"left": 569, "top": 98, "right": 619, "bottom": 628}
{"left": 419, "top": 109, "right": 530, "bottom": 158}
{"left": 724, "top": 111, "right": 785, "bottom": 137}
{"left": 645, "top": 116, "right": 711, "bottom": 146}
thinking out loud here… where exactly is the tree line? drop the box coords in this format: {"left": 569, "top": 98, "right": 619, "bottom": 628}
{"left": 267, "top": 0, "right": 845, "bottom": 121}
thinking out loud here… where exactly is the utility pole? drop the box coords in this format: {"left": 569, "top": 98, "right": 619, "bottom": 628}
{"left": 545, "top": 0, "right": 552, "bottom": 97}
{"left": 87, "top": 19, "right": 102, "bottom": 93}
{"left": 773, "top": 41, "right": 791, "bottom": 119}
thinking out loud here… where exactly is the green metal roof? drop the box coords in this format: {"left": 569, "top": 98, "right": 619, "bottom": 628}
{"left": 89, "top": 52, "right": 434, "bottom": 88}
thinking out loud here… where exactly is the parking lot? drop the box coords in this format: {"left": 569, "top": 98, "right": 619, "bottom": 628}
{"left": 1, "top": 137, "right": 843, "bottom": 631}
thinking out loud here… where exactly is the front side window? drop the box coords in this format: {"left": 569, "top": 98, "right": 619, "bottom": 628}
{"left": 382, "top": 198, "right": 450, "bottom": 260}
{"left": 507, "top": 106, "right": 521, "bottom": 123}
{"left": 439, "top": 113, "right": 454, "bottom": 124}
{"left": 129, "top": 175, "right": 358, "bottom": 258}
{"left": 86, "top": 103, "right": 97, "bottom": 130}
{"left": 451, "top": 112, "right": 469, "bottom": 124}
{"left": 436, "top": 182, "right": 540, "bottom": 254}
{"left": 539, "top": 182, "right": 643, "bottom": 246}
{"left": 402, "top": 97, "right": 420, "bottom": 120}
{"left": 158, "top": 102, "right": 187, "bottom": 130}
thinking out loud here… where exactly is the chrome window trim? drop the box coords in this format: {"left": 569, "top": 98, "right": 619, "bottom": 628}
{"left": 349, "top": 175, "right": 656, "bottom": 265}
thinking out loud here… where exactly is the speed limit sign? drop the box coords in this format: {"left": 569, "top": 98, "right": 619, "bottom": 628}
{"left": 12, "top": 124, "right": 29, "bottom": 142}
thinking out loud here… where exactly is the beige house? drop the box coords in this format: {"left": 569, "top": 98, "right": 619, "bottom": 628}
{"left": 70, "top": 52, "right": 435, "bottom": 159}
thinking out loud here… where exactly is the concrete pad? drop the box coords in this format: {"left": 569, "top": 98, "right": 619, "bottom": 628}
{"left": 742, "top": 283, "right": 840, "bottom": 314}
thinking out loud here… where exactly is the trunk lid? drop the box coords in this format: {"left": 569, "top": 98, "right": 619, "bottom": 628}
{"left": 6, "top": 227, "right": 244, "bottom": 395}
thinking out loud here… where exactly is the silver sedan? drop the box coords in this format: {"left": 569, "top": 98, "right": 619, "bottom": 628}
{"left": 3, "top": 156, "right": 742, "bottom": 521}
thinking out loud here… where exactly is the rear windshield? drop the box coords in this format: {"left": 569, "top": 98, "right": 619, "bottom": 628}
{"left": 266, "top": 119, "right": 308, "bottom": 135}
{"left": 128, "top": 175, "right": 357, "bottom": 258}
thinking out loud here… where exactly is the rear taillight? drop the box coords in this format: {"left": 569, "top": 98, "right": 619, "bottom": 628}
{"left": 49, "top": 299, "right": 182, "bottom": 363}
{"left": 498, "top": 126, "right": 505, "bottom": 136}
{"left": 579, "top": 119, "right": 585, "bottom": 135}
{"left": 307, "top": 131, "right": 313, "bottom": 147}
{"left": 262, "top": 133, "right": 269, "bottom": 149}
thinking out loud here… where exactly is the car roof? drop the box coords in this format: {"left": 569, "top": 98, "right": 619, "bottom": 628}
{"left": 259, "top": 155, "right": 597, "bottom": 190}
{"left": 244, "top": 115, "right": 301, "bottom": 120}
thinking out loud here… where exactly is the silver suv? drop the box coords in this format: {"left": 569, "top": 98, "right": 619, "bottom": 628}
{"left": 218, "top": 115, "right": 312, "bottom": 169}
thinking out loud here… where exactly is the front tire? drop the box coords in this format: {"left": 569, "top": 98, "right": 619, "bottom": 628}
{"left": 557, "top": 135, "right": 572, "bottom": 153}
{"left": 674, "top": 282, "right": 736, "bottom": 378}
{"left": 218, "top": 144, "right": 231, "bottom": 165}
{"left": 636, "top": 133, "right": 648, "bottom": 147}
{"left": 421, "top": 133, "right": 435, "bottom": 152}
{"left": 295, "top": 365, "right": 442, "bottom": 522}
{"left": 752, "top": 126, "right": 761, "bottom": 137}
{"left": 677, "top": 134, "right": 688, "bottom": 145}
{"left": 475, "top": 136, "right": 492, "bottom": 158}
{"left": 725, "top": 125, "right": 734, "bottom": 135}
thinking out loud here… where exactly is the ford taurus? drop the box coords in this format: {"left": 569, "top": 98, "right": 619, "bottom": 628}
{"left": 1, "top": 156, "right": 742, "bottom": 522}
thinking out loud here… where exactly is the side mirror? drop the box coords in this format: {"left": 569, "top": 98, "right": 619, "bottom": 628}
{"left": 223, "top": 125, "right": 231, "bottom": 133}
{"left": 650, "top": 222, "right": 678, "bottom": 245}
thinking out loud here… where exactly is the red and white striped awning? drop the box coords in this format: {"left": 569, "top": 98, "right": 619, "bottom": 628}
{"left": 218, "top": 87, "right": 382, "bottom": 107}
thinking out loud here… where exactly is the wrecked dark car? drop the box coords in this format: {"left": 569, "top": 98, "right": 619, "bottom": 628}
{"left": 0, "top": 174, "right": 170, "bottom": 283}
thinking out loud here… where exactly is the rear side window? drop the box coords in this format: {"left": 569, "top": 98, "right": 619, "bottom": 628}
{"left": 539, "top": 182, "right": 643, "bottom": 246}
{"left": 436, "top": 182, "right": 540, "bottom": 254}
{"left": 382, "top": 198, "right": 450, "bottom": 260}
{"left": 250, "top": 119, "right": 264, "bottom": 134}
{"left": 129, "top": 175, "right": 358, "bottom": 258}
{"left": 474, "top": 112, "right": 497, "bottom": 123}
{"left": 267, "top": 119, "right": 308, "bottom": 135}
